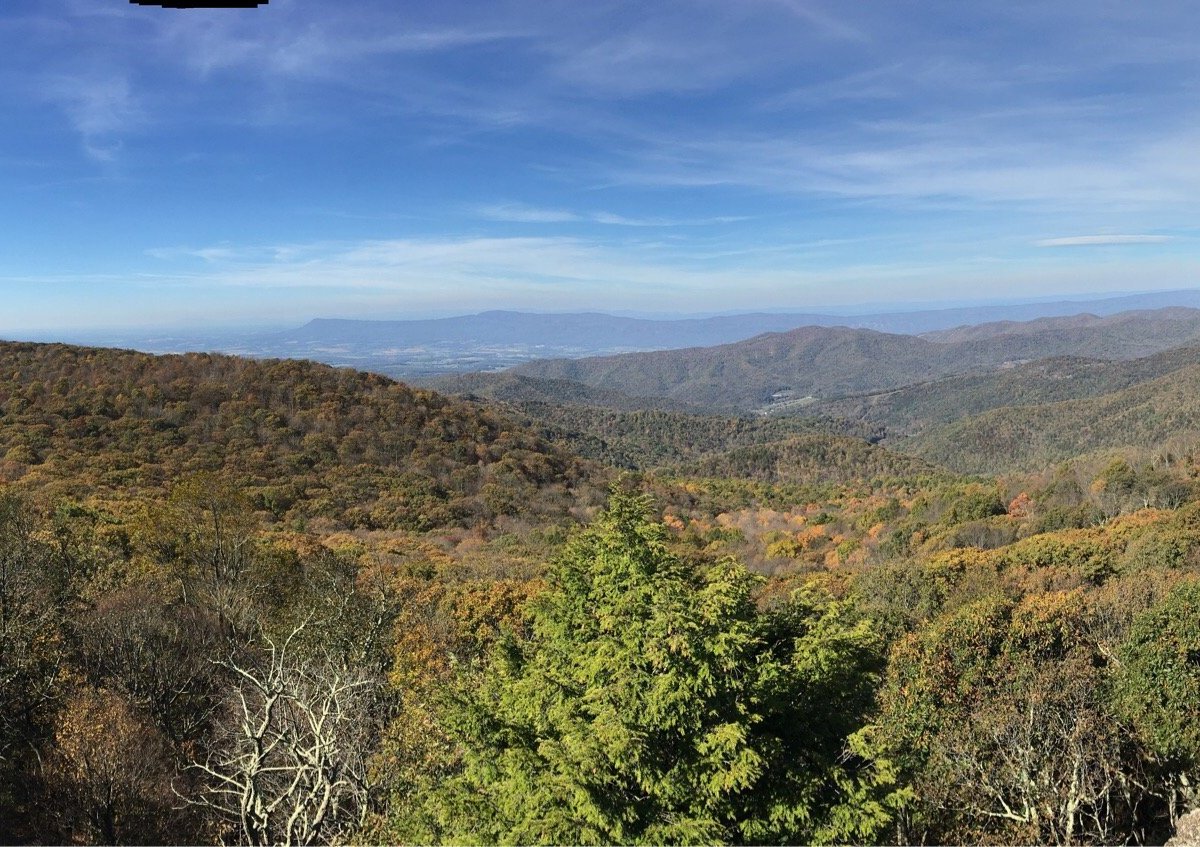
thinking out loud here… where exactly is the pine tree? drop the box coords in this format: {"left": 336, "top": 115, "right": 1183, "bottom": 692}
{"left": 418, "top": 488, "right": 893, "bottom": 845}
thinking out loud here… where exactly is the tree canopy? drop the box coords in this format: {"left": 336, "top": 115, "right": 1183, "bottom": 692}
{"left": 408, "top": 489, "right": 893, "bottom": 845}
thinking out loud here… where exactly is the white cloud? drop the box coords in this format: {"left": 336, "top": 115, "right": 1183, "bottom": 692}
{"left": 473, "top": 203, "right": 750, "bottom": 227}
{"left": 758, "top": 0, "right": 870, "bottom": 43}
{"left": 128, "top": 234, "right": 1200, "bottom": 310}
{"left": 145, "top": 246, "right": 240, "bottom": 262}
{"left": 43, "top": 73, "right": 141, "bottom": 161}
{"left": 1035, "top": 235, "right": 1173, "bottom": 247}
{"left": 474, "top": 204, "right": 583, "bottom": 224}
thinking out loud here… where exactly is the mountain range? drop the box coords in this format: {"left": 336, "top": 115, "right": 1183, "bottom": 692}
{"left": 493, "top": 307, "right": 1200, "bottom": 411}
{"left": 49, "top": 289, "right": 1200, "bottom": 379}
{"left": 414, "top": 302, "right": 1200, "bottom": 479}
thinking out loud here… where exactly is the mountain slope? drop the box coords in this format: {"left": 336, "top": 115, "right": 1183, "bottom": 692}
{"left": 0, "top": 342, "right": 596, "bottom": 531}
{"left": 901, "top": 363, "right": 1200, "bottom": 473}
{"left": 508, "top": 307, "right": 1200, "bottom": 411}
{"left": 811, "top": 345, "right": 1200, "bottom": 435}
{"left": 512, "top": 327, "right": 957, "bottom": 408}
{"left": 672, "top": 434, "right": 944, "bottom": 487}
{"left": 500, "top": 405, "right": 880, "bottom": 471}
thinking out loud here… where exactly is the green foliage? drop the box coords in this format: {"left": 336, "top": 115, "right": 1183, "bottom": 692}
{"left": 905, "top": 363, "right": 1200, "bottom": 475}
{"left": 874, "top": 591, "right": 1144, "bottom": 844}
{"left": 943, "top": 485, "right": 1005, "bottom": 524}
{"left": 1113, "top": 579, "right": 1200, "bottom": 767}
{"left": 675, "top": 435, "right": 943, "bottom": 489}
{"left": 411, "top": 490, "right": 893, "bottom": 845}
{"left": 848, "top": 551, "right": 995, "bottom": 641}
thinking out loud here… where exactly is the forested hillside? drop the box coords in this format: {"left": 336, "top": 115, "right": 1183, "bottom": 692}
{"left": 809, "top": 345, "right": 1200, "bottom": 436}
{"left": 425, "top": 371, "right": 703, "bottom": 412}
{"left": 494, "top": 403, "right": 879, "bottom": 469}
{"left": 904, "top": 363, "right": 1200, "bottom": 474}
{"left": 0, "top": 342, "right": 597, "bottom": 531}
{"left": 673, "top": 433, "right": 940, "bottom": 485}
{"left": 5, "top": 337, "right": 1200, "bottom": 845}
{"left": 508, "top": 307, "right": 1200, "bottom": 411}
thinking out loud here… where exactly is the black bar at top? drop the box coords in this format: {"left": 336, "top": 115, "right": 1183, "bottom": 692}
{"left": 130, "top": 1, "right": 268, "bottom": 7}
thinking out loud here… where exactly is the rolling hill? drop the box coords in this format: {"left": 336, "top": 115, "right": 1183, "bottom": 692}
{"left": 809, "top": 345, "right": 1200, "bottom": 436}
{"left": 0, "top": 341, "right": 597, "bottom": 531}
{"left": 511, "top": 326, "right": 958, "bottom": 408}
{"left": 504, "top": 308, "right": 1200, "bottom": 411}
{"left": 901, "top": 363, "right": 1200, "bottom": 474}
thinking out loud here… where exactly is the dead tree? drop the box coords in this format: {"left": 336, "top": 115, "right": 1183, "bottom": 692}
{"left": 190, "top": 628, "right": 377, "bottom": 846}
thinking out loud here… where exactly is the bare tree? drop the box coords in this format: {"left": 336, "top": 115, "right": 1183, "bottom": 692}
{"left": 189, "top": 627, "right": 378, "bottom": 846}
{"left": 922, "top": 662, "right": 1146, "bottom": 845}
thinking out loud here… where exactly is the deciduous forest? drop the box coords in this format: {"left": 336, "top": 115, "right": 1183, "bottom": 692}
{"left": 3, "top": 339, "right": 1200, "bottom": 845}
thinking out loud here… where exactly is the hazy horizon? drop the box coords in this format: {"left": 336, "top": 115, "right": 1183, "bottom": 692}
{"left": 5, "top": 286, "right": 1197, "bottom": 342}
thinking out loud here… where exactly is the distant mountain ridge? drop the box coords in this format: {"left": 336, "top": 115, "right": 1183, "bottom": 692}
{"left": 276, "top": 310, "right": 826, "bottom": 350}
{"left": 274, "top": 290, "right": 1200, "bottom": 350}
{"left": 504, "top": 307, "right": 1200, "bottom": 411}
{"left": 128, "top": 289, "right": 1194, "bottom": 379}
{"left": 922, "top": 307, "right": 1200, "bottom": 345}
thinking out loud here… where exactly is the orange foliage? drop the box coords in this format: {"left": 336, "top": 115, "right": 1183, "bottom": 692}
{"left": 1007, "top": 492, "right": 1033, "bottom": 518}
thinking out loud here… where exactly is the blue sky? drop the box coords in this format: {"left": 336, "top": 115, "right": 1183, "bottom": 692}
{"left": 3, "top": 0, "right": 1200, "bottom": 333}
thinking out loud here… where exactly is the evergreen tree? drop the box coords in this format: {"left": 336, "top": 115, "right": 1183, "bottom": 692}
{"left": 418, "top": 488, "right": 892, "bottom": 845}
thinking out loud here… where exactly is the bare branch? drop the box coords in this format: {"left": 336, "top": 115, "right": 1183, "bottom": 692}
{"left": 187, "top": 626, "right": 379, "bottom": 846}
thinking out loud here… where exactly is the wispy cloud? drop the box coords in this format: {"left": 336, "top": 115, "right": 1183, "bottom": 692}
{"left": 608, "top": 114, "right": 1200, "bottom": 214}
{"left": 42, "top": 73, "right": 140, "bottom": 161}
{"left": 145, "top": 245, "right": 241, "bottom": 262}
{"left": 164, "top": 16, "right": 527, "bottom": 80}
{"left": 136, "top": 234, "right": 821, "bottom": 298}
{"left": 129, "top": 234, "right": 1200, "bottom": 306}
{"left": 474, "top": 204, "right": 583, "bottom": 224}
{"left": 473, "top": 203, "right": 749, "bottom": 227}
{"left": 589, "top": 212, "right": 751, "bottom": 227}
{"left": 758, "top": 0, "right": 870, "bottom": 43}
{"left": 1035, "top": 235, "right": 1174, "bottom": 247}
